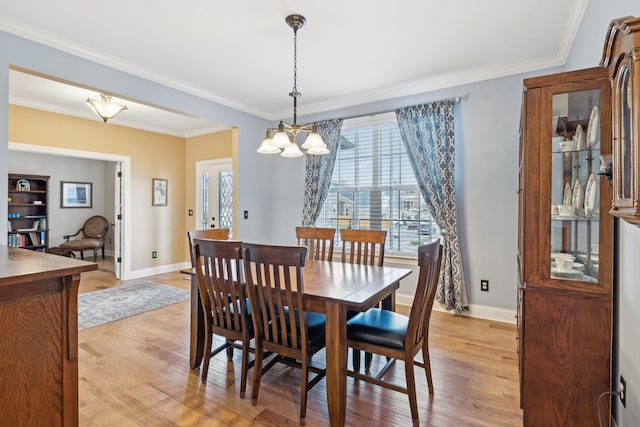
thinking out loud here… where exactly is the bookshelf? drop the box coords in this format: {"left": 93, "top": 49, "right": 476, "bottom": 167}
{"left": 7, "top": 173, "right": 49, "bottom": 251}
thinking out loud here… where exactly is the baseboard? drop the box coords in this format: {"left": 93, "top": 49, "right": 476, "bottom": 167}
{"left": 396, "top": 292, "right": 517, "bottom": 324}
{"left": 129, "top": 262, "right": 190, "bottom": 280}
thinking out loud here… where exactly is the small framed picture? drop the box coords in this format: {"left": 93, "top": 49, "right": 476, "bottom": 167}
{"left": 61, "top": 181, "right": 93, "bottom": 208}
{"left": 152, "top": 178, "right": 168, "bottom": 206}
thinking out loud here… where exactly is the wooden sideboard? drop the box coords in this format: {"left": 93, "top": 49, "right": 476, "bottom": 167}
{"left": 0, "top": 246, "right": 97, "bottom": 426}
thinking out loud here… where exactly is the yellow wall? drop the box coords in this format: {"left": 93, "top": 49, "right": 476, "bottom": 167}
{"left": 184, "top": 128, "right": 238, "bottom": 259}
{"left": 9, "top": 105, "right": 233, "bottom": 271}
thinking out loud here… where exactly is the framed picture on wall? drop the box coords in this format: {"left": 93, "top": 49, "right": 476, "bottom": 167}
{"left": 61, "top": 181, "right": 93, "bottom": 208}
{"left": 152, "top": 178, "right": 167, "bottom": 206}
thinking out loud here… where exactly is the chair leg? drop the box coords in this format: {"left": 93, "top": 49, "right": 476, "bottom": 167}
{"left": 79, "top": 251, "right": 85, "bottom": 260}
{"left": 251, "top": 344, "right": 263, "bottom": 406}
{"left": 422, "top": 340, "right": 434, "bottom": 394}
{"left": 299, "top": 355, "right": 309, "bottom": 425}
{"left": 404, "top": 357, "right": 419, "bottom": 426}
{"left": 352, "top": 349, "right": 361, "bottom": 372}
{"left": 93, "top": 248, "right": 98, "bottom": 261}
{"left": 364, "top": 352, "right": 373, "bottom": 371}
{"left": 101, "top": 246, "right": 105, "bottom": 259}
{"left": 239, "top": 340, "right": 249, "bottom": 398}
{"left": 226, "top": 339, "right": 234, "bottom": 361}
{"left": 201, "top": 330, "right": 213, "bottom": 384}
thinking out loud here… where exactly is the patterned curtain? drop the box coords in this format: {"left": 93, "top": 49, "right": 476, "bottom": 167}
{"left": 302, "top": 119, "right": 343, "bottom": 226}
{"left": 395, "top": 100, "right": 468, "bottom": 313}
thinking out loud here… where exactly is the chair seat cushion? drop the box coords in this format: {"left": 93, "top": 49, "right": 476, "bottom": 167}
{"left": 347, "top": 308, "right": 408, "bottom": 350}
{"left": 60, "top": 238, "right": 103, "bottom": 250}
{"left": 223, "top": 297, "right": 253, "bottom": 336}
{"left": 282, "top": 308, "right": 326, "bottom": 347}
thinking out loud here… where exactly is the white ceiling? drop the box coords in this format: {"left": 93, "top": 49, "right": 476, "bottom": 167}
{"left": 0, "top": 0, "right": 588, "bottom": 137}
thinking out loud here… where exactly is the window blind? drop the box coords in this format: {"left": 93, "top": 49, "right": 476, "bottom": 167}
{"left": 315, "top": 113, "right": 439, "bottom": 257}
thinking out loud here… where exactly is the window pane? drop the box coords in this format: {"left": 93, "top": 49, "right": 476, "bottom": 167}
{"left": 318, "top": 114, "right": 440, "bottom": 257}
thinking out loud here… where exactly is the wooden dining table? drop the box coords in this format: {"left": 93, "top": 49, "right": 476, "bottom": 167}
{"left": 188, "top": 259, "right": 412, "bottom": 427}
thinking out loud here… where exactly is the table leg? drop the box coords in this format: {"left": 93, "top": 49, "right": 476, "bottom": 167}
{"left": 190, "top": 274, "right": 204, "bottom": 369}
{"left": 325, "top": 301, "right": 347, "bottom": 427}
{"left": 381, "top": 283, "right": 397, "bottom": 311}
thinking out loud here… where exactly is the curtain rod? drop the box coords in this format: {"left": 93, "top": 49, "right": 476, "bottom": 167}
{"left": 339, "top": 96, "right": 463, "bottom": 121}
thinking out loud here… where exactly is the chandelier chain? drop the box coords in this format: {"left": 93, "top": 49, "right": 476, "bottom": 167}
{"left": 293, "top": 26, "right": 298, "bottom": 94}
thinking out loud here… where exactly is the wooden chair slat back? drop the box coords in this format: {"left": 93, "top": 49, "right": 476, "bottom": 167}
{"left": 188, "top": 229, "right": 230, "bottom": 266}
{"left": 295, "top": 226, "right": 335, "bottom": 261}
{"left": 243, "top": 243, "right": 308, "bottom": 351}
{"left": 340, "top": 229, "right": 387, "bottom": 266}
{"left": 193, "top": 239, "right": 246, "bottom": 333}
{"left": 407, "top": 240, "right": 443, "bottom": 348}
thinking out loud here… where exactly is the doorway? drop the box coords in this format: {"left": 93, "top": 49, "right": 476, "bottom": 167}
{"left": 8, "top": 142, "right": 132, "bottom": 279}
{"left": 195, "top": 159, "right": 233, "bottom": 235}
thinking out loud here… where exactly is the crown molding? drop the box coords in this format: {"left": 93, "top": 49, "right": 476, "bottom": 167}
{"left": 0, "top": 17, "right": 270, "bottom": 119}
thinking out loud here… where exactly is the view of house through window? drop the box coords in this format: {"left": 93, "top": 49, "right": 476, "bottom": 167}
{"left": 315, "top": 113, "right": 440, "bottom": 257}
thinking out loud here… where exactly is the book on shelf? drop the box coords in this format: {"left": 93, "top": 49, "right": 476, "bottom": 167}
{"left": 29, "top": 232, "right": 40, "bottom": 246}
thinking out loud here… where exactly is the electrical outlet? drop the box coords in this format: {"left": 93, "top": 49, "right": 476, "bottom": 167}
{"left": 620, "top": 375, "right": 627, "bottom": 407}
{"left": 152, "top": 251, "right": 157, "bottom": 259}
{"left": 480, "top": 279, "right": 489, "bottom": 292}
{"left": 244, "top": 210, "right": 249, "bottom": 219}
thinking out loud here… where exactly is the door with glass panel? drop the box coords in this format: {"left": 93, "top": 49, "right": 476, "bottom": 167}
{"left": 195, "top": 159, "right": 233, "bottom": 235}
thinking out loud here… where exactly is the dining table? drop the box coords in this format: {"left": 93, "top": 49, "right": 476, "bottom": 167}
{"left": 188, "top": 259, "right": 412, "bottom": 427}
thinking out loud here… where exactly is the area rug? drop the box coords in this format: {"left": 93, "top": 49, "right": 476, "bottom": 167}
{"left": 78, "top": 281, "right": 190, "bottom": 330}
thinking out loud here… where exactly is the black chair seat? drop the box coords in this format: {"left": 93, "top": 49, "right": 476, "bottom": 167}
{"left": 347, "top": 308, "right": 408, "bottom": 350}
{"left": 222, "top": 300, "right": 253, "bottom": 336}
{"left": 282, "top": 308, "right": 326, "bottom": 347}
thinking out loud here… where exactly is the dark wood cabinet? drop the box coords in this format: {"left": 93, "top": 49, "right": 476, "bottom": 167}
{"left": 0, "top": 246, "right": 96, "bottom": 426}
{"left": 518, "top": 67, "right": 613, "bottom": 426}
{"left": 7, "top": 173, "right": 49, "bottom": 251}
{"left": 601, "top": 16, "right": 640, "bottom": 225}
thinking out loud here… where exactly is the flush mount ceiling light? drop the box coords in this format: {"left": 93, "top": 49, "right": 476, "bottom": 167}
{"left": 86, "top": 94, "right": 128, "bottom": 123}
{"left": 257, "top": 14, "right": 329, "bottom": 158}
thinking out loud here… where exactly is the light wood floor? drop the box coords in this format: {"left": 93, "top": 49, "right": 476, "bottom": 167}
{"left": 77, "top": 257, "right": 523, "bottom": 426}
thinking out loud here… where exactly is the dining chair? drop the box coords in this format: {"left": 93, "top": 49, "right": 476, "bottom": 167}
{"left": 345, "top": 240, "right": 442, "bottom": 426}
{"left": 295, "top": 226, "right": 335, "bottom": 261}
{"left": 188, "top": 228, "right": 230, "bottom": 261}
{"left": 192, "top": 238, "right": 254, "bottom": 397}
{"left": 340, "top": 229, "right": 386, "bottom": 267}
{"left": 186, "top": 228, "right": 230, "bottom": 275}
{"left": 242, "top": 242, "right": 326, "bottom": 425}
{"left": 339, "top": 228, "right": 387, "bottom": 371}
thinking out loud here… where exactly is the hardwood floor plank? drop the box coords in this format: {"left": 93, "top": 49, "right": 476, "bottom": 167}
{"left": 77, "top": 258, "right": 522, "bottom": 426}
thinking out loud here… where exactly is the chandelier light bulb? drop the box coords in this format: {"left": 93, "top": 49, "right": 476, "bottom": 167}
{"left": 281, "top": 142, "right": 304, "bottom": 157}
{"left": 257, "top": 131, "right": 280, "bottom": 154}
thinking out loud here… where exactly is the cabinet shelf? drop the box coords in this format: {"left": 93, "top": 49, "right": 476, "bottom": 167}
{"left": 8, "top": 190, "right": 47, "bottom": 194}
{"left": 551, "top": 215, "right": 599, "bottom": 222}
{"left": 7, "top": 174, "right": 49, "bottom": 252}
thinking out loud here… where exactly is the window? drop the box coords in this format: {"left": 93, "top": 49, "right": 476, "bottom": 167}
{"left": 315, "top": 113, "right": 440, "bottom": 257}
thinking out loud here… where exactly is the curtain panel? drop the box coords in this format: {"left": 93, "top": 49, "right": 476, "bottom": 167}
{"left": 302, "top": 119, "right": 343, "bottom": 226}
{"left": 395, "top": 100, "right": 468, "bottom": 313}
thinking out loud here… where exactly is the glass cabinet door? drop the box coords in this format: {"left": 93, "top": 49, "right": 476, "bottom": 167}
{"left": 550, "top": 88, "right": 601, "bottom": 282}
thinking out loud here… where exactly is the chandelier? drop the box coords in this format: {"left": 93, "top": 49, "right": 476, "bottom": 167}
{"left": 86, "top": 94, "right": 127, "bottom": 123}
{"left": 257, "top": 14, "right": 329, "bottom": 157}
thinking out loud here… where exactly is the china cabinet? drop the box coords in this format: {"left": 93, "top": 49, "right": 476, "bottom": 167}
{"left": 518, "top": 67, "right": 613, "bottom": 426}
{"left": 601, "top": 16, "right": 640, "bottom": 225}
{"left": 7, "top": 173, "right": 49, "bottom": 251}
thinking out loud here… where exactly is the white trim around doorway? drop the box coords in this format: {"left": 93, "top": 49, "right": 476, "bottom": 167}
{"left": 8, "top": 142, "right": 132, "bottom": 280}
